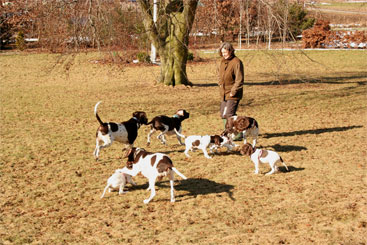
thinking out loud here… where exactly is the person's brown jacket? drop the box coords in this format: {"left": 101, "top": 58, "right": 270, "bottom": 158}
{"left": 218, "top": 55, "right": 244, "bottom": 101}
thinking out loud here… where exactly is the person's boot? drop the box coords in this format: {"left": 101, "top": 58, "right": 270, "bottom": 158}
{"left": 232, "top": 132, "right": 243, "bottom": 141}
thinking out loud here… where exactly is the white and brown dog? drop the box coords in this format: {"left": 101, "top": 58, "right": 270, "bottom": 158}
{"left": 93, "top": 101, "right": 148, "bottom": 160}
{"left": 100, "top": 170, "right": 136, "bottom": 198}
{"left": 146, "top": 109, "right": 189, "bottom": 146}
{"left": 240, "top": 143, "right": 289, "bottom": 175}
{"left": 224, "top": 115, "right": 259, "bottom": 147}
{"left": 175, "top": 129, "right": 235, "bottom": 159}
{"left": 120, "top": 147, "right": 187, "bottom": 204}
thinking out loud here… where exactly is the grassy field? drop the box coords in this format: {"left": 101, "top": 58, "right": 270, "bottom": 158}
{"left": 314, "top": 2, "right": 367, "bottom": 12}
{"left": 1, "top": 49, "right": 366, "bottom": 244}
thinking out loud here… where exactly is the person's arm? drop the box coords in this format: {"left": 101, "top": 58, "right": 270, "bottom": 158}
{"left": 230, "top": 61, "right": 244, "bottom": 97}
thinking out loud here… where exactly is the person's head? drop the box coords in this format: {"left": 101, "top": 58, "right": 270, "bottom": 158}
{"left": 219, "top": 42, "right": 235, "bottom": 59}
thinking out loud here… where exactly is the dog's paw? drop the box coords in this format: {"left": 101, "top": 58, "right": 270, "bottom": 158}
{"left": 143, "top": 199, "right": 150, "bottom": 204}
{"left": 170, "top": 198, "right": 175, "bottom": 203}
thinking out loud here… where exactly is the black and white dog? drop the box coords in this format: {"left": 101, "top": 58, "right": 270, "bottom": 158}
{"left": 224, "top": 115, "right": 259, "bottom": 147}
{"left": 120, "top": 147, "right": 187, "bottom": 204}
{"left": 240, "top": 143, "right": 289, "bottom": 175}
{"left": 146, "top": 109, "right": 190, "bottom": 146}
{"left": 93, "top": 101, "right": 148, "bottom": 160}
{"left": 175, "top": 130, "right": 235, "bottom": 159}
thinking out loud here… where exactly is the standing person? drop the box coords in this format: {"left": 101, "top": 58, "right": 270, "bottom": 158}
{"left": 218, "top": 42, "right": 244, "bottom": 140}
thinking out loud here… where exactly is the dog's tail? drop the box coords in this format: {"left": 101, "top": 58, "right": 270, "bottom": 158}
{"left": 280, "top": 156, "right": 289, "bottom": 171}
{"left": 94, "top": 101, "right": 104, "bottom": 125}
{"left": 174, "top": 128, "right": 186, "bottom": 138}
{"left": 172, "top": 167, "right": 187, "bottom": 180}
{"left": 100, "top": 184, "right": 110, "bottom": 198}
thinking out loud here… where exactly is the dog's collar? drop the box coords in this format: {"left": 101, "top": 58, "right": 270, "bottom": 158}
{"left": 132, "top": 117, "right": 141, "bottom": 128}
{"left": 257, "top": 149, "right": 263, "bottom": 160}
{"left": 172, "top": 114, "right": 179, "bottom": 118}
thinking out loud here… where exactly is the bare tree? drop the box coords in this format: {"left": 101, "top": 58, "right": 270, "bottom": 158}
{"left": 137, "top": 0, "right": 199, "bottom": 86}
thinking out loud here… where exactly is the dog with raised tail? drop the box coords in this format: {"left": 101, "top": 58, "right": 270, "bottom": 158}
{"left": 100, "top": 170, "right": 136, "bottom": 198}
{"left": 174, "top": 129, "right": 235, "bottom": 159}
{"left": 240, "top": 143, "right": 289, "bottom": 175}
{"left": 93, "top": 101, "right": 148, "bottom": 160}
{"left": 120, "top": 147, "right": 187, "bottom": 204}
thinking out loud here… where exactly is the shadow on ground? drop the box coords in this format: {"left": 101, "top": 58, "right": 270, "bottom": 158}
{"left": 246, "top": 73, "right": 367, "bottom": 86}
{"left": 262, "top": 125, "right": 363, "bottom": 139}
{"left": 192, "top": 73, "right": 367, "bottom": 87}
{"left": 134, "top": 178, "right": 235, "bottom": 201}
{"left": 279, "top": 166, "right": 305, "bottom": 173}
{"left": 263, "top": 144, "right": 308, "bottom": 152}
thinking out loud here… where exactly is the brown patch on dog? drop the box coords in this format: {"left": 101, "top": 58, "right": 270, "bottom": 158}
{"left": 97, "top": 125, "right": 109, "bottom": 135}
{"left": 150, "top": 155, "right": 157, "bottom": 167}
{"left": 157, "top": 156, "right": 173, "bottom": 173}
{"left": 125, "top": 148, "right": 150, "bottom": 169}
{"left": 234, "top": 117, "right": 251, "bottom": 131}
{"left": 260, "top": 150, "right": 268, "bottom": 158}
{"left": 240, "top": 143, "right": 254, "bottom": 156}
{"left": 192, "top": 140, "right": 200, "bottom": 147}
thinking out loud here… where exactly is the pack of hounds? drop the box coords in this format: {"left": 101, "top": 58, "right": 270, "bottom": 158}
{"left": 94, "top": 101, "right": 289, "bottom": 204}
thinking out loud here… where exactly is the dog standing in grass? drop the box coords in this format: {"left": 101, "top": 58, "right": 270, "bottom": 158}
{"left": 93, "top": 101, "right": 148, "bottom": 160}
{"left": 240, "top": 143, "right": 288, "bottom": 175}
{"left": 120, "top": 147, "right": 187, "bottom": 204}
{"left": 174, "top": 129, "right": 235, "bottom": 159}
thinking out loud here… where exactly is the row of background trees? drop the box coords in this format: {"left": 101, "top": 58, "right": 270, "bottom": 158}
{"left": 1, "top": 0, "right": 316, "bottom": 86}
{"left": 1, "top": 0, "right": 314, "bottom": 51}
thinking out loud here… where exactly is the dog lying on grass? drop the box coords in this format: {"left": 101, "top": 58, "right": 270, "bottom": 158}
{"left": 93, "top": 101, "right": 148, "bottom": 160}
{"left": 240, "top": 143, "right": 289, "bottom": 175}
{"left": 100, "top": 170, "right": 136, "bottom": 198}
{"left": 174, "top": 129, "right": 235, "bottom": 159}
{"left": 120, "top": 147, "right": 187, "bottom": 204}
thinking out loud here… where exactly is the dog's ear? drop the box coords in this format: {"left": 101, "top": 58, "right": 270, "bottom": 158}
{"left": 124, "top": 147, "right": 135, "bottom": 159}
{"left": 240, "top": 144, "right": 248, "bottom": 155}
{"left": 247, "top": 143, "right": 255, "bottom": 155}
{"left": 234, "top": 117, "right": 250, "bottom": 131}
{"left": 133, "top": 111, "right": 148, "bottom": 124}
{"left": 176, "top": 109, "right": 184, "bottom": 116}
{"left": 214, "top": 135, "right": 223, "bottom": 145}
{"left": 225, "top": 117, "right": 235, "bottom": 131}
{"left": 240, "top": 143, "right": 253, "bottom": 156}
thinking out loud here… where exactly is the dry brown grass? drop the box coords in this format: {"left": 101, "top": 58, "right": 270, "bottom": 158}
{"left": 1, "top": 50, "right": 366, "bottom": 244}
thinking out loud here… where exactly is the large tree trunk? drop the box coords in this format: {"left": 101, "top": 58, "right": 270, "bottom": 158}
{"left": 138, "top": 0, "right": 198, "bottom": 86}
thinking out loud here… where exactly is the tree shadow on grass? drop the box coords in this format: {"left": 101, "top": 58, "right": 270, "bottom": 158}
{"left": 193, "top": 82, "right": 218, "bottom": 87}
{"left": 261, "top": 144, "right": 307, "bottom": 153}
{"left": 262, "top": 125, "right": 363, "bottom": 139}
{"left": 149, "top": 178, "right": 235, "bottom": 201}
{"left": 244, "top": 73, "right": 367, "bottom": 86}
